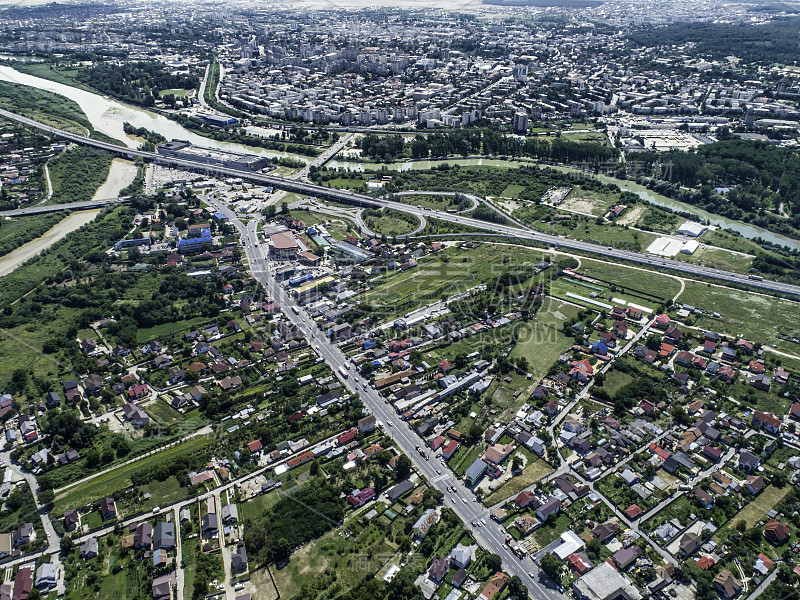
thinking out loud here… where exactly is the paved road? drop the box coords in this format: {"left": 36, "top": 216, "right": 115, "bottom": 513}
{"left": 216, "top": 202, "right": 566, "bottom": 600}
{"left": 0, "top": 197, "right": 128, "bottom": 217}
{"left": 0, "top": 450, "right": 65, "bottom": 593}
{"left": 4, "top": 107, "right": 798, "bottom": 298}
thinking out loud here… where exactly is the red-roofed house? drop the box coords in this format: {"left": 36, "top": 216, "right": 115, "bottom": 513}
{"left": 442, "top": 440, "right": 459, "bottom": 460}
{"left": 625, "top": 505, "right": 643, "bottom": 520}
{"left": 247, "top": 440, "right": 262, "bottom": 454}
{"left": 347, "top": 487, "right": 376, "bottom": 509}
{"left": 753, "top": 411, "right": 781, "bottom": 434}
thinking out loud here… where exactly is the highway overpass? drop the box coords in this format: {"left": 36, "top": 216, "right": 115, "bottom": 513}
{"left": 0, "top": 197, "right": 128, "bottom": 217}
{"left": 3, "top": 107, "right": 800, "bottom": 298}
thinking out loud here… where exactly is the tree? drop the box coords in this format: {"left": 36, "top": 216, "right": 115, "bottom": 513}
{"left": 395, "top": 455, "right": 412, "bottom": 480}
{"left": 486, "top": 553, "right": 503, "bottom": 573}
{"left": 387, "top": 567, "right": 424, "bottom": 600}
{"left": 60, "top": 535, "right": 73, "bottom": 556}
{"left": 507, "top": 575, "right": 528, "bottom": 599}
{"left": 540, "top": 553, "right": 562, "bottom": 582}
{"left": 512, "top": 456, "right": 523, "bottom": 473}
{"left": 466, "top": 423, "right": 483, "bottom": 444}
{"left": 269, "top": 537, "right": 291, "bottom": 564}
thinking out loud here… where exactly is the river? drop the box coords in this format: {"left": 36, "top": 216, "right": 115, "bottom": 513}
{"left": 0, "top": 209, "right": 102, "bottom": 277}
{"left": 0, "top": 64, "right": 310, "bottom": 163}
{"left": 327, "top": 157, "right": 800, "bottom": 251}
{"left": 0, "top": 157, "right": 137, "bottom": 277}
{"left": 92, "top": 158, "right": 138, "bottom": 201}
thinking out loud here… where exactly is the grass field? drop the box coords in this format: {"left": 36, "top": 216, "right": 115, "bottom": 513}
{"left": 0, "top": 80, "right": 92, "bottom": 135}
{"left": 451, "top": 445, "right": 484, "bottom": 478}
{"left": 577, "top": 258, "right": 683, "bottom": 303}
{"left": 241, "top": 489, "right": 282, "bottom": 522}
{"left": 159, "top": 88, "right": 189, "bottom": 98}
{"left": 53, "top": 436, "right": 215, "bottom": 515}
{"left": 364, "top": 212, "right": 419, "bottom": 236}
{"left": 676, "top": 246, "right": 753, "bottom": 274}
{"left": 482, "top": 454, "right": 553, "bottom": 506}
{"left": 322, "top": 177, "right": 365, "bottom": 189}
{"left": 364, "top": 243, "right": 549, "bottom": 317}
{"left": 8, "top": 62, "right": 93, "bottom": 91}
{"left": 679, "top": 281, "right": 800, "bottom": 346}
{"left": 509, "top": 299, "right": 582, "bottom": 381}
{"left": 499, "top": 184, "right": 527, "bottom": 198}
{"left": 135, "top": 316, "right": 210, "bottom": 344}
{"left": 716, "top": 485, "right": 791, "bottom": 539}
{"left": 561, "top": 131, "right": 612, "bottom": 146}
{"left": 602, "top": 370, "right": 634, "bottom": 397}
{"left": 143, "top": 399, "right": 187, "bottom": 425}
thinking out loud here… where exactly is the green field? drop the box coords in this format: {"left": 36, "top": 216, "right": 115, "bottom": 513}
{"left": 577, "top": 258, "right": 683, "bottom": 303}
{"left": 482, "top": 453, "right": 553, "bottom": 506}
{"left": 499, "top": 184, "right": 526, "bottom": 198}
{"left": 53, "top": 436, "right": 215, "bottom": 515}
{"left": 677, "top": 245, "right": 753, "bottom": 274}
{"left": 159, "top": 88, "right": 189, "bottom": 98}
{"left": 602, "top": 370, "right": 634, "bottom": 397}
{"left": 135, "top": 316, "right": 211, "bottom": 344}
{"left": 364, "top": 243, "right": 549, "bottom": 317}
{"left": 715, "top": 485, "right": 791, "bottom": 539}
{"left": 143, "top": 399, "right": 188, "bottom": 426}
{"left": 7, "top": 62, "right": 93, "bottom": 91}
{"left": 364, "top": 211, "right": 419, "bottom": 236}
{"left": 679, "top": 281, "right": 800, "bottom": 346}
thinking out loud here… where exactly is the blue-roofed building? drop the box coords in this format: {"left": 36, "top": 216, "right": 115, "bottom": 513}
{"left": 591, "top": 341, "right": 608, "bottom": 356}
{"left": 177, "top": 235, "right": 213, "bottom": 253}
{"left": 213, "top": 212, "right": 229, "bottom": 222}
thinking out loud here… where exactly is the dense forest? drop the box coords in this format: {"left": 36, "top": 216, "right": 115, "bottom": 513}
{"left": 75, "top": 61, "right": 199, "bottom": 106}
{"left": 627, "top": 18, "right": 800, "bottom": 64}
{"left": 359, "top": 129, "right": 617, "bottom": 165}
{"left": 631, "top": 138, "right": 800, "bottom": 236}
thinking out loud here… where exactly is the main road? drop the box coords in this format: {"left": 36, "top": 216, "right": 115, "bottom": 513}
{"left": 3, "top": 108, "right": 799, "bottom": 299}
{"left": 206, "top": 199, "right": 566, "bottom": 600}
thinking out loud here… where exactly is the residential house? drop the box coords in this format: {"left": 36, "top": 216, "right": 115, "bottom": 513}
{"left": 537, "top": 497, "right": 561, "bottom": 521}
{"left": 100, "top": 498, "right": 116, "bottom": 521}
{"left": 428, "top": 556, "right": 450, "bottom": 583}
{"left": 713, "top": 570, "right": 742, "bottom": 600}
{"left": 745, "top": 475, "right": 765, "bottom": 495}
{"left": 122, "top": 403, "right": 150, "bottom": 429}
{"left": 765, "top": 519, "right": 791, "bottom": 545}
{"left": 153, "top": 522, "right": 176, "bottom": 550}
{"left": 752, "top": 411, "right": 781, "bottom": 434}
{"left": 232, "top": 544, "right": 248, "bottom": 572}
{"left": 477, "top": 572, "right": 508, "bottom": 600}
{"left": 80, "top": 537, "right": 98, "bottom": 559}
{"left": 738, "top": 451, "right": 760, "bottom": 474}
{"left": 679, "top": 532, "right": 703, "bottom": 557}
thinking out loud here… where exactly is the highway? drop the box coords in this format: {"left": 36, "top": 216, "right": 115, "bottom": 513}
{"left": 3, "top": 107, "right": 800, "bottom": 299}
{"left": 204, "top": 197, "right": 566, "bottom": 600}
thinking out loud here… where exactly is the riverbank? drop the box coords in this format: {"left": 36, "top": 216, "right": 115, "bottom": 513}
{"left": 0, "top": 209, "right": 102, "bottom": 277}
{"left": 0, "top": 65, "right": 312, "bottom": 163}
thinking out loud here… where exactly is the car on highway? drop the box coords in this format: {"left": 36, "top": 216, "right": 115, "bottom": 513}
{"left": 462, "top": 498, "right": 467, "bottom": 504}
